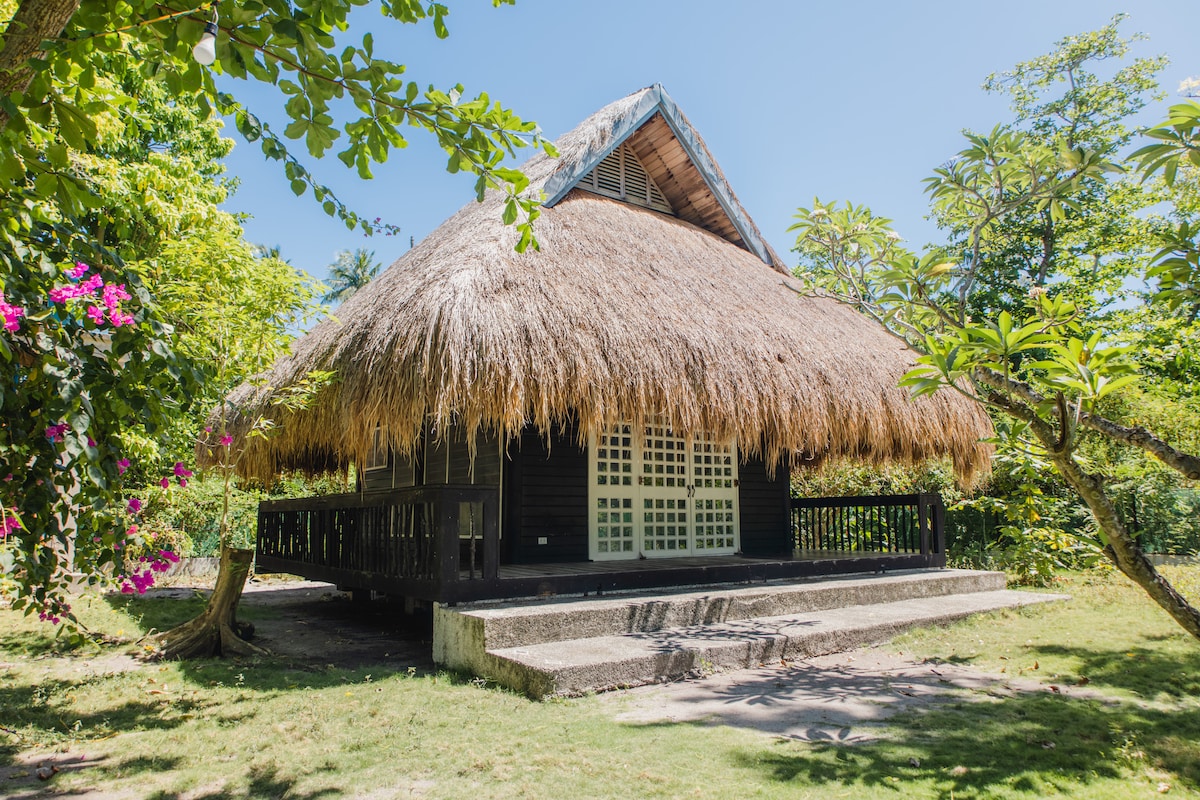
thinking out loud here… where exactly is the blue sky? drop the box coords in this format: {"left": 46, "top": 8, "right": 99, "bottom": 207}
{"left": 217, "top": 1, "right": 1200, "bottom": 286}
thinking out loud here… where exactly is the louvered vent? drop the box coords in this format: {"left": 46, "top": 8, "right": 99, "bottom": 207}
{"left": 576, "top": 143, "right": 674, "bottom": 214}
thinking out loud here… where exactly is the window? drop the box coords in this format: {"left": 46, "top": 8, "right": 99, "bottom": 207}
{"left": 364, "top": 425, "right": 388, "bottom": 471}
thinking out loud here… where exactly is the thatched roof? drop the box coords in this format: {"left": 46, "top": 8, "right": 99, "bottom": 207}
{"left": 217, "top": 85, "right": 992, "bottom": 484}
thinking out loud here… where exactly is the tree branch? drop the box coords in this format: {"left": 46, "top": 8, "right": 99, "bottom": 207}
{"left": 975, "top": 366, "right": 1200, "bottom": 479}
{"left": 0, "top": 0, "right": 81, "bottom": 130}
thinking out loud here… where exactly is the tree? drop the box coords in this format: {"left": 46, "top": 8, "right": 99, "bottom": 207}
{"left": 0, "top": 0, "right": 551, "bottom": 640}
{"left": 791, "top": 22, "right": 1200, "bottom": 639}
{"left": 321, "top": 247, "right": 382, "bottom": 305}
{"left": 0, "top": 0, "right": 554, "bottom": 249}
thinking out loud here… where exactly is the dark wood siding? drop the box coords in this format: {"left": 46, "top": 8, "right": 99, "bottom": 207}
{"left": 504, "top": 423, "right": 589, "bottom": 563}
{"left": 738, "top": 455, "right": 791, "bottom": 556}
{"left": 361, "top": 461, "right": 392, "bottom": 493}
{"left": 360, "top": 427, "right": 496, "bottom": 494}
{"left": 393, "top": 455, "right": 418, "bottom": 488}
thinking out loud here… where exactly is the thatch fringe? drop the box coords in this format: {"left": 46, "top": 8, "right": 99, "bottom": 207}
{"left": 212, "top": 88, "right": 992, "bottom": 486}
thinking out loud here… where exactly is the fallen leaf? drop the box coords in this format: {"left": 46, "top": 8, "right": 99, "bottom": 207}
{"left": 1041, "top": 741, "right": 1055, "bottom": 750}
{"left": 1048, "top": 685, "right": 1060, "bottom": 694}
{"left": 1076, "top": 676, "right": 1090, "bottom": 686}
{"left": 908, "top": 758, "right": 921, "bottom": 768}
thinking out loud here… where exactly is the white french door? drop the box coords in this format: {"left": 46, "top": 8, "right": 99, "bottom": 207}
{"left": 589, "top": 423, "right": 739, "bottom": 560}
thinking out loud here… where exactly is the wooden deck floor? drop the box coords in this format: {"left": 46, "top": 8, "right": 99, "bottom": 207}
{"left": 467, "top": 550, "right": 888, "bottom": 581}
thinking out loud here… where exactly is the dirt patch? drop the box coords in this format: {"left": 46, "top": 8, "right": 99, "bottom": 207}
{"left": 179, "top": 576, "right": 436, "bottom": 671}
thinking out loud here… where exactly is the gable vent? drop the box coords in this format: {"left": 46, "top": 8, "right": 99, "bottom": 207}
{"left": 576, "top": 143, "right": 674, "bottom": 214}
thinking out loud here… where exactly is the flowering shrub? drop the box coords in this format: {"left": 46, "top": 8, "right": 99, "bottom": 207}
{"left": 0, "top": 257, "right": 199, "bottom": 634}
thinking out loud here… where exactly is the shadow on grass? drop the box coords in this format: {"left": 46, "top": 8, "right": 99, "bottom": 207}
{"left": 96, "top": 585, "right": 436, "bottom": 694}
{"left": 0, "top": 674, "right": 230, "bottom": 765}
{"left": 1026, "top": 643, "right": 1200, "bottom": 698}
{"left": 2, "top": 759, "right": 335, "bottom": 800}
{"left": 143, "top": 763, "right": 340, "bottom": 800}
{"left": 724, "top": 689, "right": 1200, "bottom": 795}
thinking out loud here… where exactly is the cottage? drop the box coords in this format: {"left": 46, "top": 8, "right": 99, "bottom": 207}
{"left": 223, "top": 85, "right": 992, "bottom": 606}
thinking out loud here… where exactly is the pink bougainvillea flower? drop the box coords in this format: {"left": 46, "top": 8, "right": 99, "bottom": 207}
{"left": 0, "top": 293, "right": 25, "bottom": 332}
{"left": 125, "top": 524, "right": 137, "bottom": 537}
{"left": 45, "top": 423, "right": 69, "bottom": 442}
{"left": 1, "top": 515, "right": 20, "bottom": 538}
{"left": 117, "top": 458, "right": 130, "bottom": 475}
{"left": 86, "top": 305, "right": 105, "bottom": 325}
{"left": 87, "top": 437, "right": 96, "bottom": 447}
{"left": 127, "top": 498, "right": 142, "bottom": 514}
{"left": 178, "top": 478, "right": 188, "bottom": 488}
{"left": 68, "top": 262, "right": 90, "bottom": 279}
{"left": 173, "top": 462, "right": 193, "bottom": 478}
{"left": 49, "top": 274, "right": 104, "bottom": 304}
{"left": 101, "top": 283, "right": 131, "bottom": 309}
{"left": 109, "top": 309, "right": 135, "bottom": 327}
{"left": 204, "top": 426, "right": 212, "bottom": 433}
{"left": 219, "top": 434, "right": 233, "bottom": 447}
{"left": 159, "top": 477, "right": 170, "bottom": 489}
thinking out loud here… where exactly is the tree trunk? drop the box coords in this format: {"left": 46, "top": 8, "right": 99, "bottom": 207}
{"left": 0, "top": 0, "right": 81, "bottom": 129}
{"left": 1050, "top": 450, "right": 1200, "bottom": 641}
{"left": 152, "top": 544, "right": 267, "bottom": 659}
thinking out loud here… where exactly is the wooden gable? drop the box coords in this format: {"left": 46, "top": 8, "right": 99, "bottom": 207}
{"left": 543, "top": 84, "right": 777, "bottom": 269}
{"left": 623, "top": 113, "right": 746, "bottom": 249}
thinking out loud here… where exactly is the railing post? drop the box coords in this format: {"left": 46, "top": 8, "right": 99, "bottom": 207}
{"left": 437, "top": 493, "right": 460, "bottom": 601}
{"left": 918, "top": 494, "right": 931, "bottom": 559}
{"left": 931, "top": 493, "right": 946, "bottom": 566}
{"left": 482, "top": 490, "right": 500, "bottom": 581}
{"left": 917, "top": 492, "right": 945, "bottom": 566}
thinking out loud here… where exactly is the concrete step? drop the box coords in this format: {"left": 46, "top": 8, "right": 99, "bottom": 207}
{"left": 439, "top": 568, "right": 1006, "bottom": 654}
{"left": 485, "top": 589, "right": 1066, "bottom": 697}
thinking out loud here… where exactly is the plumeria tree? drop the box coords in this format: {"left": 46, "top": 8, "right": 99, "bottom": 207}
{"left": 791, "top": 24, "right": 1200, "bottom": 638}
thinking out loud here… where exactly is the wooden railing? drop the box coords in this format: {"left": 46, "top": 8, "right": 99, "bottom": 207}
{"left": 257, "top": 485, "right": 500, "bottom": 600}
{"left": 791, "top": 493, "right": 945, "bottom": 559}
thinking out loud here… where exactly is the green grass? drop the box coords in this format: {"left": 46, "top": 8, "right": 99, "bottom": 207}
{"left": 2, "top": 568, "right": 1198, "bottom": 799}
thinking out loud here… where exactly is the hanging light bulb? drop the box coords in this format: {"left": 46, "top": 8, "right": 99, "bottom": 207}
{"left": 192, "top": 4, "right": 219, "bottom": 65}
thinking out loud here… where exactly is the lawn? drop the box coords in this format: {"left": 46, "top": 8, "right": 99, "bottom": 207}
{"left": 1, "top": 567, "right": 1198, "bottom": 799}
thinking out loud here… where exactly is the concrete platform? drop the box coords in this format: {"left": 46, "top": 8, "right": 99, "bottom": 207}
{"left": 432, "top": 569, "right": 1067, "bottom": 698}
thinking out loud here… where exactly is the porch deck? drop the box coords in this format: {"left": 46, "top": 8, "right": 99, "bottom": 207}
{"left": 495, "top": 551, "right": 883, "bottom": 578}
{"left": 256, "top": 489, "right": 946, "bottom": 604}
